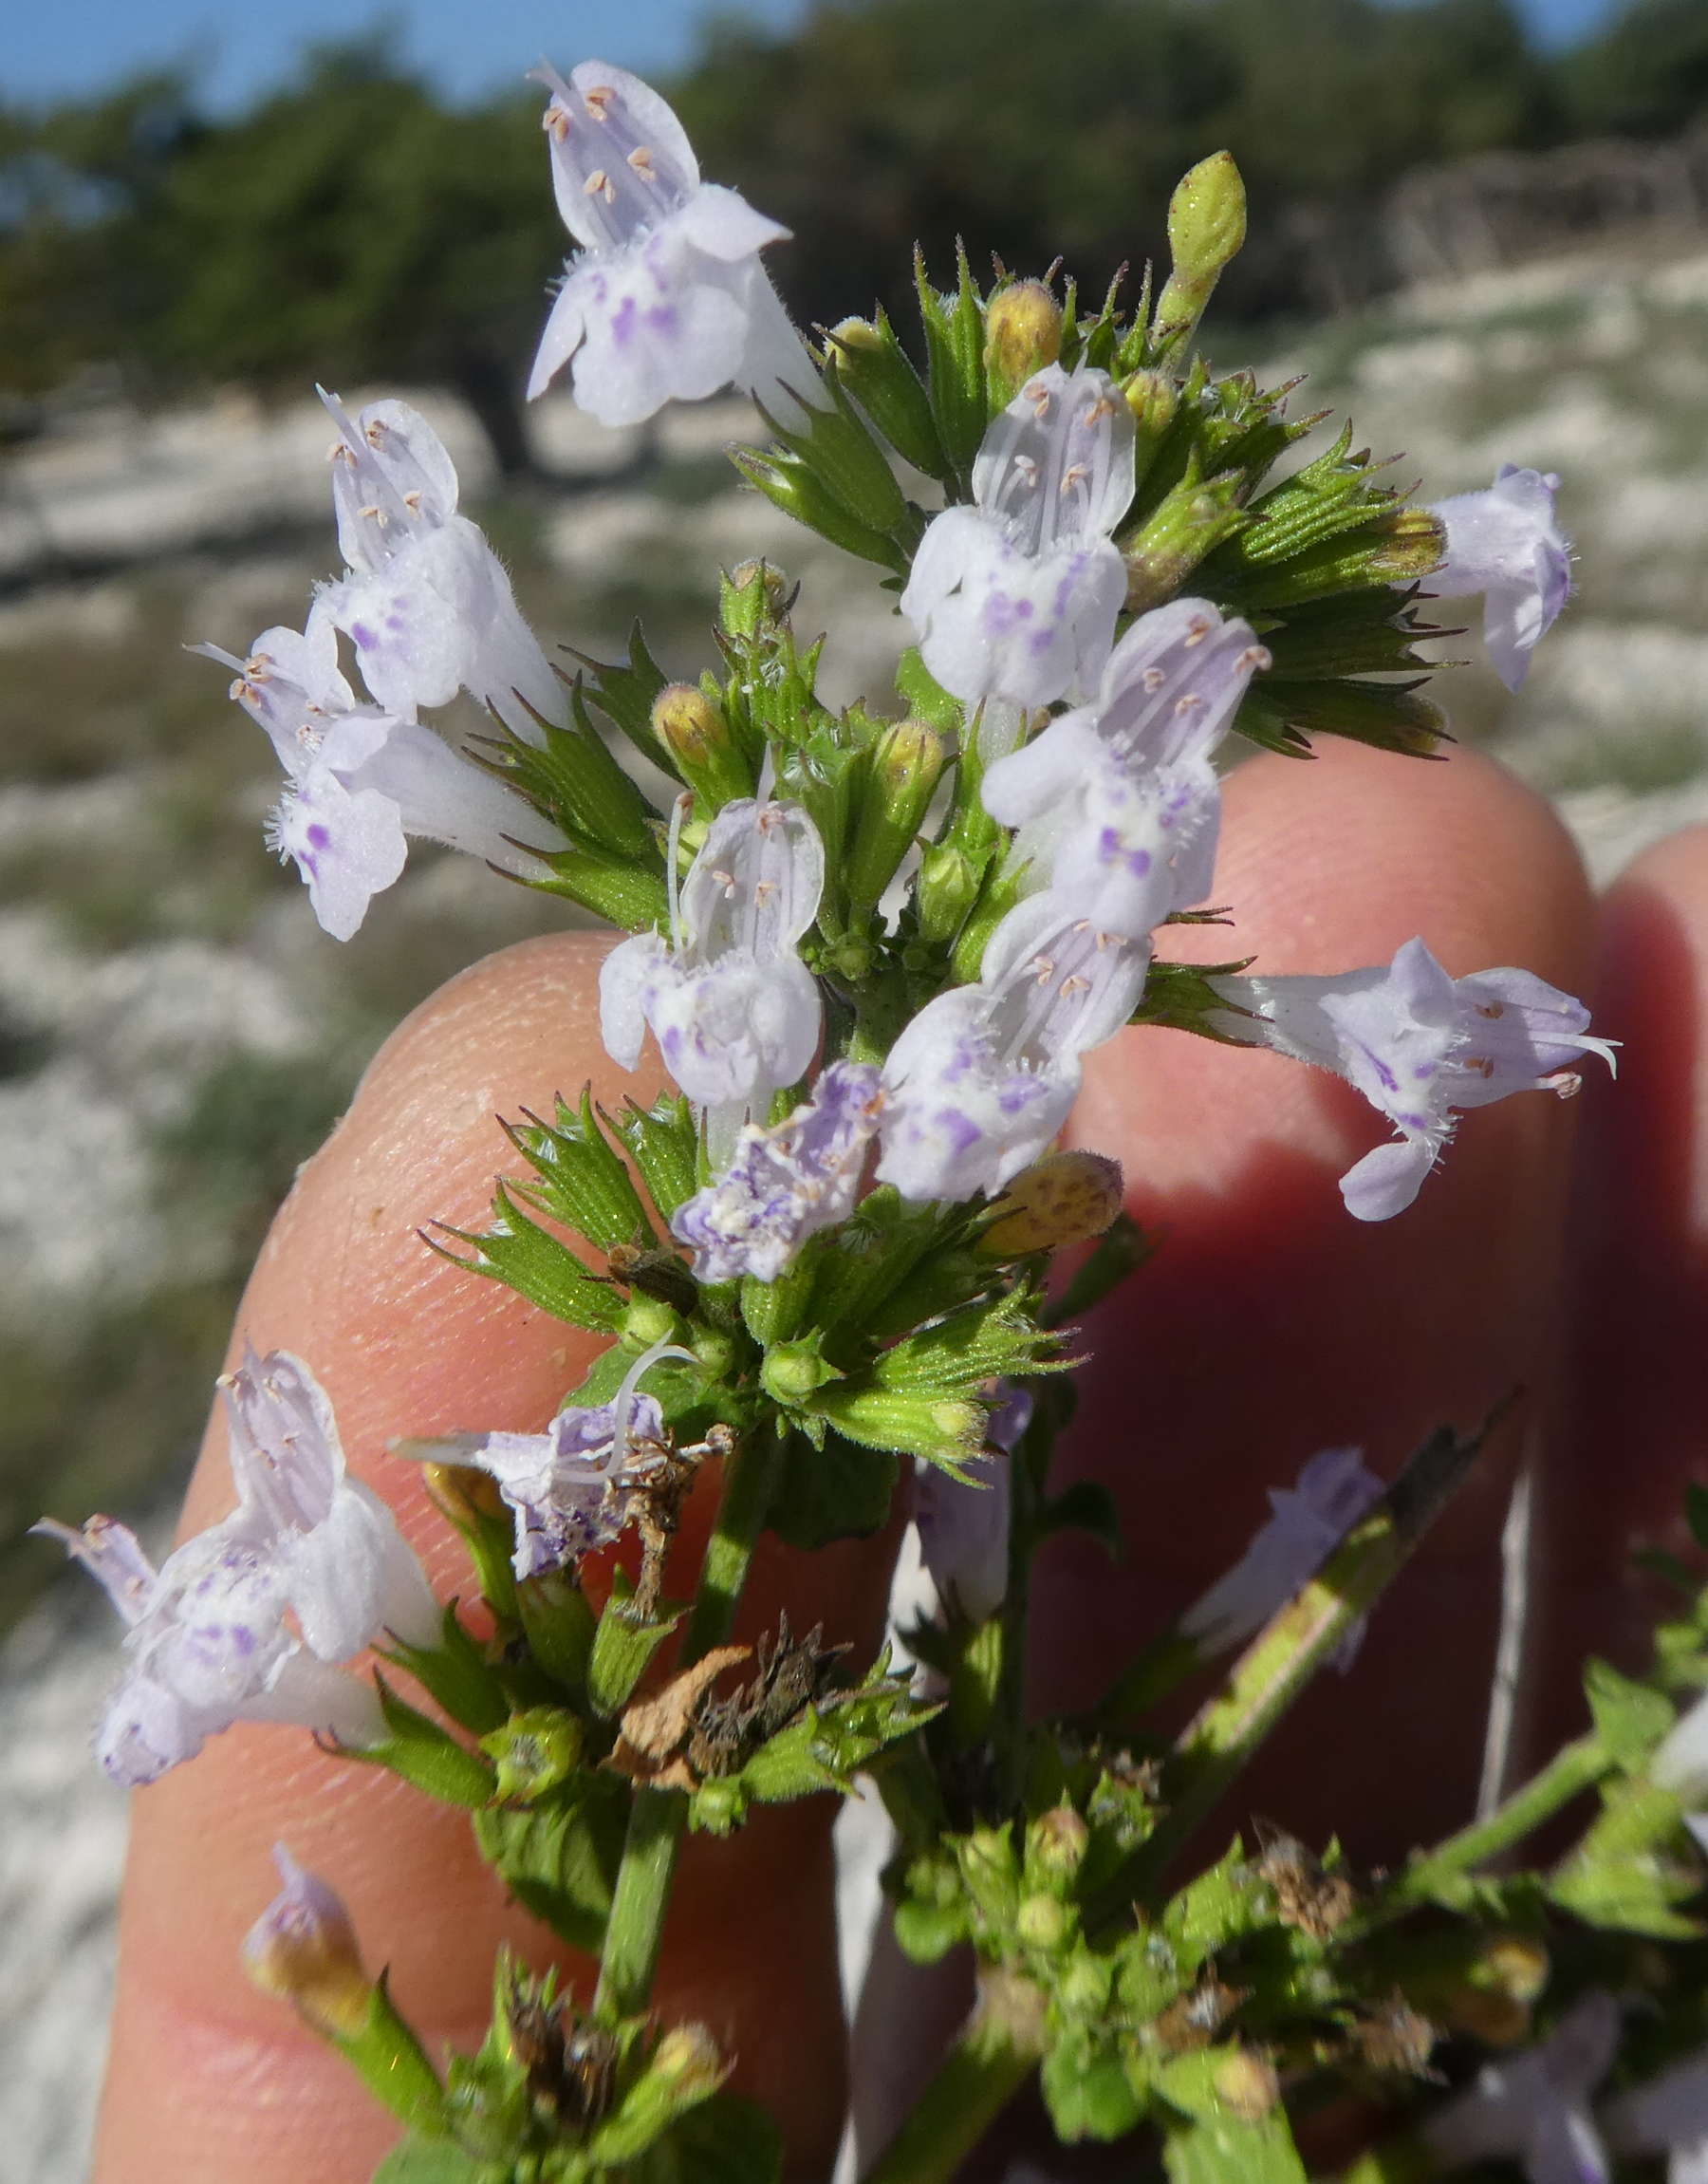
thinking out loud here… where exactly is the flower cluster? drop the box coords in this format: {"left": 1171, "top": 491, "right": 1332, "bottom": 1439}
{"left": 38, "top": 1348, "right": 436, "bottom": 1783}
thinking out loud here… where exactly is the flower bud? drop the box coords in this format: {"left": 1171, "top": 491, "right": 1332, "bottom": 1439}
{"left": 651, "top": 683, "right": 752, "bottom": 807}
{"left": 1056, "top": 1949, "right": 1114, "bottom": 2019}
{"left": 1122, "top": 368, "right": 1179, "bottom": 495}
{"left": 1214, "top": 2045, "right": 1280, "bottom": 2121}
{"left": 1015, "top": 1893, "right": 1070, "bottom": 1952}
{"left": 980, "top": 1151, "right": 1124, "bottom": 1259}
{"left": 480, "top": 1707, "right": 584, "bottom": 1802}
{"left": 421, "top": 1460, "right": 508, "bottom": 1530}
{"left": 651, "top": 2021, "right": 728, "bottom": 2095}
{"left": 761, "top": 1339, "right": 842, "bottom": 1406}
{"left": 622, "top": 1293, "right": 683, "bottom": 1351}
{"left": 984, "top": 281, "right": 1064, "bottom": 409}
{"left": 847, "top": 717, "right": 948, "bottom": 912}
{"left": 914, "top": 842, "right": 982, "bottom": 948}
{"left": 1027, "top": 1805, "right": 1091, "bottom": 1886}
{"left": 826, "top": 312, "right": 948, "bottom": 479}
{"left": 243, "top": 1847, "right": 374, "bottom": 2040}
{"left": 1155, "top": 151, "right": 1247, "bottom": 356}
{"left": 1122, "top": 475, "right": 1247, "bottom": 613}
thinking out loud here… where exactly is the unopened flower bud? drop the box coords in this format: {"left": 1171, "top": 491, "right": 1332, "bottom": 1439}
{"left": 243, "top": 1846, "right": 373, "bottom": 2040}
{"left": 1122, "top": 368, "right": 1179, "bottom": 494}
{"left": 651, "top": 683, "right": 752, "bottom": 806}
{"left": 1027, "top": 1805, "right": 1091, "bottom": 1885}
{"left": 984, "top": 281, "right": 1064, "bottom": 409}
{"left": 1214, "top": 2046, "right": 1280, "bottom": 2121}
{"left": 1015, "top": 1893, "right": 1070, "bottom": 1951}
{"left": 761, "top": 1340, "right": 841, "bottom": 1405}
{"left": 722, "top": 558, "right": 791, "bottom": 636}
{"left": 1155, "top": 152, "right": 1246, "bottom": 356}
{"left": 420, "top": 1459, "right": 509, "bottom": 1531}
{"left": 826, "top": 312, "right": 947, "bottom": 478}
{"left": 847, "top": 717, "right": 948, "bottom": 912}
{"left": 480, "top": 1707, "right": 584, "bottom": 1802}
{"left": 980, "top": 1151, "right": 1124, "bottom": 1259}
{"left": 915, "top": 842, "right": 981, "bottom": 948}
{"left": 652, "top": 2021, "right": 727, "bottom": 2094}
{"left": 622, "top": 1294, "right": 683, "bottom": 1352}
{"left": 1122, "top": 476, "right": 1247, "bottom": 614}
{"left": 1056, "top": 1949, "right": 1113, "bottom": 2018}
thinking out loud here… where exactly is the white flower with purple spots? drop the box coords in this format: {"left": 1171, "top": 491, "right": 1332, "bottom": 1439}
{"left": 196, "top": 612, "right": 564, "bottom": 941}
{"left": 1180, "top": 1447, "right": 1384, "bottom": 1663}
{"left": 982, "top": 596, "right": 1270, "bottom": 938}
{"left": 527, "top": 60, "right": 823, "bottom": 429}
{"left": 1423, "top": 1992, "right": 1621, "bottom": 2184}
{"left": 1211, "top": 937, "right": 1616, "bottom": 1222}
{"left": 900, "top": 364, "right": 1135, "bottom": 711}
{"left": 877, "top": 894, "right": 1150, "bottom": 1204}
{"left": 671, "top": 1060, "right": 882, "bottom": 1283}
{"left": 400, "top": 1341, "right": 693, "bottom": 1579}
{"left": 34, "top": 1346, "right": 437, "bottom": 1786}
{"left": 600, "top": 797, "right": 825, "bottom": 1154}
{"left": 1428, "top": 464, "right": 1572, "bottom": 693}
{"left": 315, "top": 392, "right": 567, "bottom": 741}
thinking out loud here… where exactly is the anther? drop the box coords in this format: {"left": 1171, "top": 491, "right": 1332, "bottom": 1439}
{"left": 1082, "top": 396, "right": 1117, "bottom": 424}
{"left": 584, "top": 168, "right": 616, "bottom": 203}
{"left": 627, "top": 145, "right": 657, "bottom": 177}
{"left": 1025, "top": 380, "right": 1053, "bottom": 417}
{"left": 583, "top": 84, "right": 615, "bottom": 117}
{"left": 1183, "top": 616, "right": 1211, "bottom": 646}
{"left": 1142, "top": 667, "right": 1165, "bottom": 693}
{"left": 1058, "top": 463, "right": 1089, "bottom": 497}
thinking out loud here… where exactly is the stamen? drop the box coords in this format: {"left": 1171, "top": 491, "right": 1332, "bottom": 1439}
{"left": 627, "top": 146, "right": 657, "bottom": 178}
{"left": 1476, "top": 1001, "right": 1505, "bottom": 1019}
{"left": 1142, "top": 667, "right": 1165, "bottom": 693}
{"left": 1183, "top": 616, "right": 1212, "bottom": 647}
{"left": 584, "top": 168, "right": 617, "bottom": 204}
{"left": 1025, "top": 379, "right": 1053, "bottom": 418}
{"left": 547, "top": 105, "right": 570, "bottom": 140}
{"left": 1058, "top": 463, "right": 1090, "bottom": 498}
{"left": 402, "top": 490, "right": 423, "bottom": 512}
{"left": 583, "top": 84, "right": 616, "bottom": 118}
{"left": 1082, "top": 396, "right": 1117, "bottom": 424}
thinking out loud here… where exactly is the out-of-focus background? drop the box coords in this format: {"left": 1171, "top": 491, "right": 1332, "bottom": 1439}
{"left": 4, "top": 0, "right": 1708, "bottom": 2171}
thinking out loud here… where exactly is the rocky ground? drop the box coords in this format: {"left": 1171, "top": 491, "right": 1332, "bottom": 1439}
{"left": 4, "top": 240, "right": 1705, "bottom": 2178}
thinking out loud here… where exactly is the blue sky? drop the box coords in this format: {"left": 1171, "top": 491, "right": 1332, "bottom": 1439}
{"left": 3, "top": 0, "right": 1624, "bottom": 114}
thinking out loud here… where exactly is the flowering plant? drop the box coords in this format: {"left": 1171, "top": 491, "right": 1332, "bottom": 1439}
{"left": 46, "top": 53, "right": 1708, "bottom": 2184}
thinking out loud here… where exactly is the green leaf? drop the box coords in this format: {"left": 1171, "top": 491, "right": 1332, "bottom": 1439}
{"left": 607, "top": 1094, "right": 702, "bottom": 1223}
{"left": 915, "top": 241, "right": 988, "bottom": 474}
{"left": 380, "top": 1602, "right": 509, "bottom": 1738}
{"left": 502, "top": 1088, "right": 655, "bottom": 1253}
{"left": 728, "top": 444, "right": 904, "bottom": 569}
{"left": 765, "top": 1428, "right": 899, "bottom": 1550}
{"left": 369, "top": 2139, "right": 488, "bottom": 2184}
{"left": 570, "top": 622, "right": 679, "bottom": 776}
{"left": 472, "top": 1769, "right": 630, "bottom": 1953}
{"left": 1235, "top": 676, "right": 1448, "bottom": 761}
{"left": 895, "top": 646, "right": 965, "bottom": 737}
{"left": 891, "top": 1893, "right": 968, "bottom": 1964}
{"left": 1160, "top": 2108, "right": 1307, "bottom": 2184}
{"left": 430, "top": 1185, "right": 625, "bottom": 1334}
{"left": 1548, "top": 1852, "right": 1703, "bottom": 1939}
{"left": 635, "top": 2092, "right": 783, "bottom": 2184}
{"left": 346, "top": 1677, "right": 497, "bottom": 1809}
{"left": 1585, "top": 1658, "right": 1676, "bottom": 1768}
{"left": 1041, "top": 2037, "right": 1146, "bottom": 2142}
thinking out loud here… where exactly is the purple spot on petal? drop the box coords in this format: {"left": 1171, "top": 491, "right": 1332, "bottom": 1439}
{"left": 350, "top": 623, "right": 377, "bottom": 651}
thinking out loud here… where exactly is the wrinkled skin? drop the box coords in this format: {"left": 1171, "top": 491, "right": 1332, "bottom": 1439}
{"left": 91, "top": 743, "right": 1706, "bottom": 2180}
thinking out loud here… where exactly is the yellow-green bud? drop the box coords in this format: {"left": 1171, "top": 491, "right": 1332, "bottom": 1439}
{"left": 984, "top": 281, "right": 1064, "bottom": 408}
{"left": 1213, "top": 2046, "right": 1280, "bottom": 2121}
{"left": 1155, "top": 151, "right": 1247, "bottom": 356}
{"left": 830, "top": 314, "right": 886, "bottom": 359}
{"left": 1026, "top": 1804, "right": 1091, "bottom": 1885}
{"left": 419, "top": 1459, "right": 508, "bottom": 1531}
{"left": 1123, "top": 368, "right": 1179, "bottom": 439}
{"left": 847, "top": 717, "right": 948, "bottom": 912}
{"left": 915, "top": 842, "right": 981, "bottom": 948}
{"left": 1015, "top": 1894, "right": 1070, "bottom": 1952}
{"left": 651, "top": 2021, "right": 728, "bottom": 2096}
{"left": 761, "top": 1340, "right": 840, "bottom": 1406}
{"left": 651, "top": 682, "right": 752, "bottom": 807}
{"left": 243, "top": 1849, "right": 375, "bottom": 2040}
{"left": 728, "top": 558, "right": 790, "bottom": 615}
{"left": 480, "top": 1708, "right": 584, "bottom": 1803}
{"left": 622, "top": 1294, "right": 682, "bottom": 1351}
{"left": 980, "top": 1151, "right": 1124, "bottom": 1259}
{"left": 1056, "top": 1949, "right": 1113, "bottom": 2019}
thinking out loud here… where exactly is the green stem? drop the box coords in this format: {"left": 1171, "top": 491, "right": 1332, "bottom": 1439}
{"left": 1367, "top": 1732, "right": 1612, "bottom": 1922}
{"left": 593, "top": 1427, "right": 782, "bottom": 2020}
{"left": 863, "top": 1971, "right": 1046, "bottom": 2184}
{"left": 1093, "top": 1417, "right": 1494, "bottom": 1923}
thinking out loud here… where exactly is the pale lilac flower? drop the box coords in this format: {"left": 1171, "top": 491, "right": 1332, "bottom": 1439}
{"left": 901, "top": 365, "right": 1135, "bottom": 711}
{"left": 1651, "top": 1689, "right": 1708, "bottom": 1856}
{"left": 1428, "top": 464, "right": 1571, "bottom": 692}
{"left": 196, "top": 613, "right": 563, "bottom": 941}
{"left": 527, "top": 60, "right": 822, "bottom": 428}
{"left": 1180, "top": 1447, "right": 1384, "bottom": 1662}
{"left": 315, "top": 393, "right": 567, "bottom": 740}
{"left": 913, "top": 1386, "right": 1032, "bottom": 1623}
{"left": 1604, "top": 2048, "right": 1708, "bottom": 2184}
{"left": 1211, "top": 937, "right": 1616, "bottom": 1222}
{"left": 982, "top": 597, "right": 1270, "bottom": 938}
{"left": 400, "top": 1340, "right": 693, "bottom": 1579}
{"left": 35, "top": 1347, "right": 436, "bottom": 1786}
{"left": 671, "top": 1060, "right": 882, "bottom": 1283}
{"left": 1422, "top": 1992, "right": 1621, "bottom": 2184}
{"left": 877, "top": 894, "right": 1150, "bottom": 1203}
{"left": 600, "top": 798, "right": 825, "bottom": 1152}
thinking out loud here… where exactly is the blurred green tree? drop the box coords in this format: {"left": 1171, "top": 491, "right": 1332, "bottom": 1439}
{"left": 1559, "top": 0, "right": 1708, "bottom": 139}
